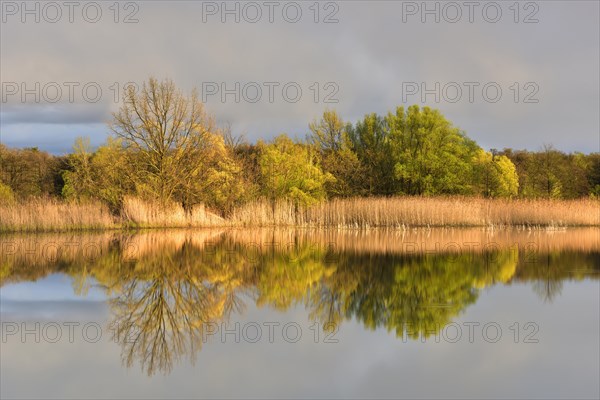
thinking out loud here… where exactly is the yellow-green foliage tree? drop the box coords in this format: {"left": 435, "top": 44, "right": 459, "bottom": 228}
{"left": 92, "top": 137, "right": 132, "bottom": 210}
{"left": 61, "top": 137, "right": 95, "bottom": 201}
{"left": 258, "top": 135, "right": 333, "bottom": 207}
{"left": 62, "top": 137, "right": 132, "bottom": 211}
{"left": 472, "top": 149, "right": 519, "bottom": 197}
{"left": 174, "top": 132, "right": 247, "bottom": 215}
{"left": 0, "top": 182, "right": 15, "bottom": 204}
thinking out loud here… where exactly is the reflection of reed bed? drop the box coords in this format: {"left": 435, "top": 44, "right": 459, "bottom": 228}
{"left": 2, "top": 228, "right": 598, "bottom": 292}
{"left": 1, "top": 228, "right": 598, "bottom": 269}
{"left": 1, "top": 231, "right": 118, "bottom": 264}
{"left": 0, "top": 229, "right": 226, "bottom": 268}
{"left": 0, "top": 231, "right": 116, "bottom": 285}
{"left": 223, "top": 227, "right": 600, "bottom": 255}
{"left": 118, "top": 229, "right": 226, "bottom": 260}
{"left": 0, "top": 229, "right": 230, "bottom": 287}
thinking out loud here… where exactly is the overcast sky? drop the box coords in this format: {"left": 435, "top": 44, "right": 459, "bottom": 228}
{"left": 1, "top": 0, "right": 599, "bottom": 154}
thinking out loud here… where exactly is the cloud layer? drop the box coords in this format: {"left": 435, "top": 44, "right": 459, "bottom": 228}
{"left": 1, "top": 1, "right": 598, "bottom": 153}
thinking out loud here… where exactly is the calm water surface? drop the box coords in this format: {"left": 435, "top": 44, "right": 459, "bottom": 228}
{"left": 1, "top": 228, "right": 599, "bottom": 399}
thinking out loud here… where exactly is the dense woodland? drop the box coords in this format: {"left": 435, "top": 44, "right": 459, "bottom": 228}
{"left": 1, "top": 78, "right": 598, "bottom": 217}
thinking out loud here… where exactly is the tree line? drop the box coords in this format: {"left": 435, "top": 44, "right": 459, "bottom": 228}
{"left": 1, "top": 78, "right": 598, "bottom": 216}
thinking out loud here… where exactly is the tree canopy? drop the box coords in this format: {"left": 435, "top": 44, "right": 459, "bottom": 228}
{"left": 2, "top": 78, "right": 599, "bottom": 215}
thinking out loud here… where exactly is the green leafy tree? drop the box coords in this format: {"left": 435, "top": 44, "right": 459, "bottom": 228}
{"left": 0, "top": 145, "right": 59, "bottom": 198}
{"left": 587, "top": 153, "right": 600, "bottom": 198}
{"left": 308, "top": 110, "right": 365, "bottom": 197}
{"left": 493, "top": 153, "right": 519, "bottom": 197}
{"left": 389, "top": 106, "right": 479, "bottom": 195}
{"left": 348, "top": 113, "right": 397, "bottom": 195}
{"left": 61, "top": 137, "right": 95, "bottom": 201}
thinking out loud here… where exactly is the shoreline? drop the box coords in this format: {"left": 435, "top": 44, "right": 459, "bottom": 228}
{"left": 2, "top": 225, "right": 598, "bottom": 235}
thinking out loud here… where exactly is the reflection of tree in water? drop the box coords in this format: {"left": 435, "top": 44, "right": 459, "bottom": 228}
{"left": 109, "top": 241, "right": 499, "bottom": 374}
{"left": 514, "top": 251, "right": 600, "bottom": 303}
{"left": 2, "top": 232, "right": 598, "bottom": 375}
{"left": 344, "top": 256, "right": 480, "bottom": 339}
{"left": 106, "top": 241, "right": 245, "bottom": 375}
{"left": 530, "top": 253, "right": 566, "bottom": 303}
{"left": 532, "top": 279, "right": 563, "bottom": 303}
{"left": 308, "top": 252, "right": 508, "bottom": 339}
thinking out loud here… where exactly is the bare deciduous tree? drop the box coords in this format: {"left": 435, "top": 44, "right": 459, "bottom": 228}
{"left": 110, "top": 77, "right": 217, "bottom": 209}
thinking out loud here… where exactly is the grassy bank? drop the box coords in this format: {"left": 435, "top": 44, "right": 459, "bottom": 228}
{"left": 0, "top": 196, "right": 598, "bottom": 232}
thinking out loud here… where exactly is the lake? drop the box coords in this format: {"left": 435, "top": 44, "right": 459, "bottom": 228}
{"left": 1, "top": 228, "right": 599, "bottom": 399}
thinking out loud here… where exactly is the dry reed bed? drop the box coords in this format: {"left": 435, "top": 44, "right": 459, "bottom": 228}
{"left": 0, "top": 197, "right": 224, "bottom": 232}
{"left": 0, "top": 196, "right": 598, "bottom": 232}
{"left": 0, "top": 199, "right": 117, "bottom": 232}
{"left": 305, "top": 197, "right": 600, "bottom": 227}
{"left": 121, "top": 197, "right": 225, "bottom": 228}
{"left": 230, "top": 197, "right": 600, "bottom": 228}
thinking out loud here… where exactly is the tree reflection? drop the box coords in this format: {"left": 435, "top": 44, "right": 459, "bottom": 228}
{"left": 1, "top": 230, "right": 598, "bottom": 375}
{"left": 106, "top": 239, "right": 245, "bottom": 375}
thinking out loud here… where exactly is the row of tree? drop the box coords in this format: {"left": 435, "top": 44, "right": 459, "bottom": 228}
{"left": 1, "top": 78, "right": 598, "bottom": 215}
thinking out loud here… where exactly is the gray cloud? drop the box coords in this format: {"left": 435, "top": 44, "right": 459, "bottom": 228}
{"left": 1, "top": 1, "right": 598, "bottom": 153}
{"left": 1, "top": 103, "right": 110, "bottom": 125}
